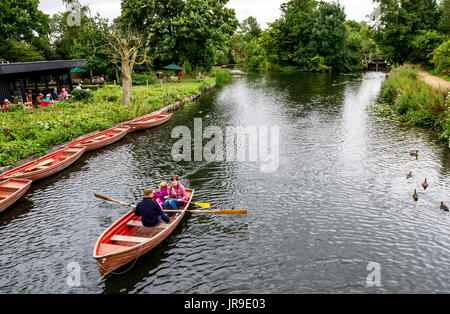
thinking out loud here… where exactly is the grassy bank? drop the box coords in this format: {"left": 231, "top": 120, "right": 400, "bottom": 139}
{"left": 0, "top": 78, "right": 215, "bottom": 167}
{"left": 369, "top": 66, "right": 449, "bottom": 143}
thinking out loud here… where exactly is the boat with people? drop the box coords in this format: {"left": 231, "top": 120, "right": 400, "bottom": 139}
{"left": 127, "top": 113, "right": 172, "bottom": 132}
{"left": 0, "top": 146, "right": 86, "bottom": 181}
{"left": 66, "top": 126, "right": 130, "bottom": 152}
{"left": 93, "top": 189, "right": 194, "bottom": 276}
{"left": 0, "top": 179, "right": 32, "bottom": 213}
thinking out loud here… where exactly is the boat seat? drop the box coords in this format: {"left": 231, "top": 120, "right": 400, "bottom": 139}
{"left": 126, "top": 220, "right": 170, "bottom": 229}
{"left": 110, "top": 235, "right": 149, "bottom": 243}
{"left": 0, "top": 192, "right": 11, "bottom": 198}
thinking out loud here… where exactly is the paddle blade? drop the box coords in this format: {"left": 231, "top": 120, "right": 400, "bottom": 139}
{"left": 94, "top": 193, "right": 113, "bottom": 202}
{"left": 203, "top": 209, "right": 247, "bottom": 215}
{"left": 194, "top": 202, "right": 211, "bottom": 209}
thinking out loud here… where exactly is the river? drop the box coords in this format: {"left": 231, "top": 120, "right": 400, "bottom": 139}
{"left": 0, "top": 72, "right": 449, "bottom": 293}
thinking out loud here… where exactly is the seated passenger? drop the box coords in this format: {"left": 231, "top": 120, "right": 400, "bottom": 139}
{"left": 164, "top": 175, "right": 189, "bottom": 211}
{"left": 135, "top": 188, "right": 170, "bottom": 227}
{"left": 154, "top": 181, "right": 170, "bottom": 209}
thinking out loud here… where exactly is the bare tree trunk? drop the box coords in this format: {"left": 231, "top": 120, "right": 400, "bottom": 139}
{"left": 121, "top": 63, "right": 132, "bottom": 106}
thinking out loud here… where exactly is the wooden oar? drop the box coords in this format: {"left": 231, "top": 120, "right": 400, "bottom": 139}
{"left": 94, "top": 193, "right": 246, "bottom": 215}
{"left": 7, "top": 159, "right": 54, "bottom": 178}
{"left": 163, "top": 209, "right": 247, "bottom": 215}
{"left": 94, "top": 193, "right": 135, "bottom": 208}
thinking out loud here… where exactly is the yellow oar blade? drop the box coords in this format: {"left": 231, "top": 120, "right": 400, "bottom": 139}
{"left": 194, "top": 202, "right": 211, "bottom": 209}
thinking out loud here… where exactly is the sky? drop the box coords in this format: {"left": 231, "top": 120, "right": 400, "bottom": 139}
{"left": 39, "top": 0, "right": 376, "bottom": 28}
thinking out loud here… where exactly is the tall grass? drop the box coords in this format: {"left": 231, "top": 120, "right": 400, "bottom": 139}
{"left": 375, "top": 66, "right": 449, "bottom": 143}
{"left": 0, "top": 79, "right": 215, "bottom": 167}
{"left": 209, "top": 68, "right": 232, "bottom": 87}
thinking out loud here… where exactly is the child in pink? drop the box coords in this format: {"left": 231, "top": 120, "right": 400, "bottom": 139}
{"left": 154, "top": 182, "right": 170, "bottom": 209}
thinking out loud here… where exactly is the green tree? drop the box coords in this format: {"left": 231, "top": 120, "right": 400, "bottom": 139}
{"left": 240, "top": 17, "right": 262, "bottom": 42}
{"left": 430, "top": 40, "right": 450, "bottom": 75}
{"left": 438, "top": 0, "right": 450, "bottom": 34}
{"left": 372, "top": 0, "right": 441, "bottom": 64}
{"left": 120, "top": 0, "right": 238, "bottom": 70}
{"left": 0, "top": 0, "right": 51, "bottom": 61}
{"left": 410, "top": 30, "right": 447, "bottom": 65}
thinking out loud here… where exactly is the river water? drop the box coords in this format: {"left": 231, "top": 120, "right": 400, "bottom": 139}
{"left": 0, "top": 72, "right": 449, "bottom": 293}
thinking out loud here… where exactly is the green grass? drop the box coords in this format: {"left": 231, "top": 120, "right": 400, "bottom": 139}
{"left": 0, "top": 78, "right": 215, "bottom": 167}
{"left": 427, "top": 68, "right": 450, "bottom": 82}
{"left": 370, "top": 65, "right": 449, "bottom": 144}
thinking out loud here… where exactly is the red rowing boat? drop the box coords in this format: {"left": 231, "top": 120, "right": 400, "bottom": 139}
{"left": 0, "top": 146, "right": 86, "bottom": 181}
{"left": 66, "top": 126, "right": 130, "bottom": 152}
{"left": 128, "top": 113, "right": 172, "bottom": 132}
{"left": 93, "top": 189, "right": 194, "bottom": 276}
{"left": 0, "top": 179, "right": 32, "bottom": 213}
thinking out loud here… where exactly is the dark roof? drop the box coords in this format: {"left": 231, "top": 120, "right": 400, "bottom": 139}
{"left": 0, "top": 59, "right": 87, "bottom": 76}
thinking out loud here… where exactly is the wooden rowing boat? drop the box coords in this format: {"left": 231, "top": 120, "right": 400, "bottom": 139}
{"left": 93, "top": 189, "right": 194, "bottom": 276}
{"left": 66, "top": 126, "right": 130, "bottom": 152}
{"left": 128, "top": 113, "right": 172, "bottom": 132}
{"left": 0, "top": 179, "right": 32, "bottom": 213}
{"left": 0, "top": 146, "right": 86, "bottom": 181}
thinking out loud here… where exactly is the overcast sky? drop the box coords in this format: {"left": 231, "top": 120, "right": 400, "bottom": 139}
{"left": 39, "top": 0, "right": 376, "bottom": 28}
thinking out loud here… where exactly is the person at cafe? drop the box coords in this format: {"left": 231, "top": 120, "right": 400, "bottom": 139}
{"left": 1, "top": 99, "right": 9, "bottom": 113}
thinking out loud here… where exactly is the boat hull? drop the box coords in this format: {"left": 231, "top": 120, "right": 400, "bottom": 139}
{"left": 0, "top": 179, "right": 32, "bottom": 213}
{"left": 93, "top": 189, "right": 194, "bottom": 276}
{"left": 67, "top": 126, "right": 130, "bottom": 152}
{"left": 128, "top": 113, "right": 172, "bottom": 132}
{"left": 0, "top": 147, "right": 86, "bottom": 181}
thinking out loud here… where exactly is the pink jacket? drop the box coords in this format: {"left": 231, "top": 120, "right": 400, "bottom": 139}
{"left": 154, "top": 189, "right": 169, "bottom": 207}
{"left": 169, "top": 183, "right": 189, "bottom": 202}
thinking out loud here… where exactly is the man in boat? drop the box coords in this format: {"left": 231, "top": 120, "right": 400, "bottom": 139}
{"left": 135, "top": 188, "right": 170, "bottom": 227}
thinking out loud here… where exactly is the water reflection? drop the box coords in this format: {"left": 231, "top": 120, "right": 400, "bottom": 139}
{"left": 0, "top": 71, "right": 448, "bottom": 294}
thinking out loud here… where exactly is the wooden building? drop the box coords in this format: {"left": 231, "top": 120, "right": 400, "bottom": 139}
{"left": 0, "top": 59, "right": 87, "bottom": 105}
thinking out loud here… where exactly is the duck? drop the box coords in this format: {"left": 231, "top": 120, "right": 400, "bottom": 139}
{"left": 410, "top": 150, "right": 419, "bottom": 159}
{"left": 413, "top": 189, "right": 419, "bottom": 201}
{"left": 422, "top": 179, "right": 429, "bottom": 190}
{"left": 406, "top": 171, "right": 412, "bottom": 179}
{"left": 441, "top": 202, "right": 448, "bottom": 212}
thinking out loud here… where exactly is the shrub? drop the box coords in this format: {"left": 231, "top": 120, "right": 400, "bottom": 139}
{"left": 430, "top": 40, "right": 450, "bottom": 76}
{"left": 131, "top": 71, "right": 156, "bottom": 85}
{"left": 71, "top": 89, "right": 93, "bottom": 102}
{"left": 209, "top": 68, "right": 231, "bottom": 87}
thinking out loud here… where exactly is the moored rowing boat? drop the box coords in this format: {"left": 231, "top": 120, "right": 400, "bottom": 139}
{"left": 66, "top": 126, "right": 130, "bottom": 152}
{"left": 0, "top": 179, "right": 32, "bottom": 213}
{"left": 0, "top": 146, "right": 86, "bottom": 181}
{"left": 128, "top": 113, "right": 172, "bottom": 132}
{"left": 93, "top": 189, "right": 194, "bottom": 276}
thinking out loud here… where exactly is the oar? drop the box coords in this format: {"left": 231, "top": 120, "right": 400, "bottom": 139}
{"left": 164, "top": 209, "right": 247, "bottom": 215}
{"left": 7, "top": 159, "right": 54, "bottom": 178}
{"left": 94, "top": 194, "right": 246, "bottom": 215}
{"left": 94, "top": 193, "right": 135, "bottom": 208}
{"left": 167, "top": 198, "right": 210, "bottom": 209}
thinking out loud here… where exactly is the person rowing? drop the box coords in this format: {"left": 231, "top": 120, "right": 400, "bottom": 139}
{"left": 135, "top": 188, "right": 170, "bottom": 227}
{"left": 164, "top": 175, "right": 189, "bottom": 212}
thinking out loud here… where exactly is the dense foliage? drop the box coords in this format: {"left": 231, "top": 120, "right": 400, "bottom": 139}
{"left": 120, "top": 0, "right": 238, "bottom": 70}
{"left": 257, "top": 0, "right": 373, "bottom": 72}
{"left": 371, "top": 66, "right": 449, "bottom": 143}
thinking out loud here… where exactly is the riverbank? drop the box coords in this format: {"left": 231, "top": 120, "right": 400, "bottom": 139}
{"left": 369, "top": 65, "right": 450, "bottom": 145}
{"left": 0, "top": 78, "right": 215, "bottom": 170}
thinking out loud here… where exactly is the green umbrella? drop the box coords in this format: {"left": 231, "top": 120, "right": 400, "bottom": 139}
{"left": 163, "top": 63, "right": 183, "bottom": 71}
{"left": 70, "top": 67, "right": 88, "bottom": 73}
